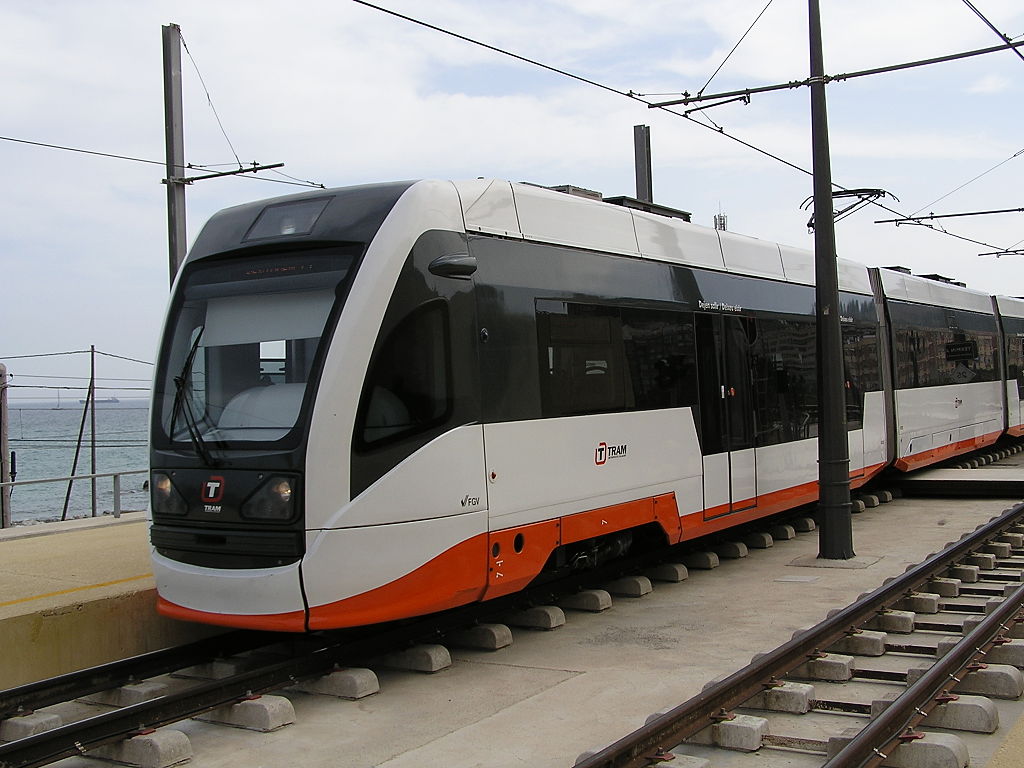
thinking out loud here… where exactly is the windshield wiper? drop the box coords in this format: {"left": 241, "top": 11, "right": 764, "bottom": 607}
{"left": 169, "top": 327, "right": 219, "bottom": 467}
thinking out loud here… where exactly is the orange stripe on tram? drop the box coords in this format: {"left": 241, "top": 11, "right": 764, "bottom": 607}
{"left": 157, "top": 597, "right": 308, "bottom": 632}
{"left": 894, "top": 430, "right": 1002, "bottom": 472}
{"left": 306, "top": 534, "right": 489, "bottom": 630}
{"left": 482, "top": 494, "right": 681, "bottom": 600}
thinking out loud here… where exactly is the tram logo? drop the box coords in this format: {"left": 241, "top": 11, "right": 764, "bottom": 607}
{"left": 201, "top": 476, "right": 226, "bottom": 504}
{"left": 595, "top": 442, "right": 627, "bottom": 466}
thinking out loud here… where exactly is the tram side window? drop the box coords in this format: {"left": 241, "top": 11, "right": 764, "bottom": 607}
{"left": 1004, "top": 321, "right": 1024, "bottom": 399}
{"left": 842, "top": 324, "right": 880, "bottom": 431}
{"left": 890, "top": 302, "right": 998, "bottom": 389}
{"left": 537, "top": 304, "right": 697, "bottom": 417}
{"left": 356, "top": 301, "right": 451, "bottom": 447}
{"left": 1014, "top": 337, "right": 1024, "bottom": 398}
{"left": 751, "top": 318, "right": 818, "bottom": 446}
{"left": 620, "top": 309, "right": 699, "bottom": 412}
{"left": 538, "top": 309, "right": 630, "bottom": 415}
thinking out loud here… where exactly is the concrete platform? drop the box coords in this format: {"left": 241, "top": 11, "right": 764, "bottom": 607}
{"left": 0, "top": 512, "right": 218, "bottom": 688}
{"left": 8, "top": 490, "right": 1024, "bottom": 767}
{"left": 30, "top": 494, "right": 1024, "bottom": 768}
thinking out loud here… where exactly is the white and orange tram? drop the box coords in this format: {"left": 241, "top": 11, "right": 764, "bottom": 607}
{"left": 149, "top": 179, "right": 1020, "bottom": 631}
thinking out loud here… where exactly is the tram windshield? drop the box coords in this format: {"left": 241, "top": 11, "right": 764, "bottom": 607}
{"left": 156, "top": 248, "right": 358, "bottom": 448}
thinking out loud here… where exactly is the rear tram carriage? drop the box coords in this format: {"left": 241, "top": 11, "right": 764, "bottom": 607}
{"left": 148, "top": 179, "right": 1016, "bottom": 631}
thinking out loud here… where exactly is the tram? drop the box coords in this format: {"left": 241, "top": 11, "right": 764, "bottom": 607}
{"left": 149, "top": 179, "right": 1012, "bottom": 630}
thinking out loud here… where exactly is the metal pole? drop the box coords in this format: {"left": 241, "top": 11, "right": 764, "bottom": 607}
{"left": 113, "top": 474, "right": 122, "bottom": 519}
{"left": 809, "top": 0, "right": 854, "bottom": 558}
{"left": 633, "top": 125, "right": 653, "bottom": 203}
{"left": 163, "top": 23, "right": 186, "bottom": 286}
{"left": 90, "top": 345, "right": 97, "bottom": 517}
{"left": 62, "top": 391, "right": 91, "bottom": 521}
{"left": 1, "top": 363, "right": 11, "bottom": 528}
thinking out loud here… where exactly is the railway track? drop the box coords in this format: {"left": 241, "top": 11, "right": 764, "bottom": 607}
{"left": 573, "top": 500, "right": 1024, "bottom": 768}
{"left": 0, "top": 532, "right": 712, "bottom": 768}
{"left": 1, "top": 457, "right": 1021, "bottom": 768}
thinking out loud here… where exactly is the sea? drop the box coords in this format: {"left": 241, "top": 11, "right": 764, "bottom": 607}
{"left": 4, "top": 399, "right": 149, "bottom": 525}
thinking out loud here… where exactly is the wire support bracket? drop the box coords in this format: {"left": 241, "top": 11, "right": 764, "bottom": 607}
{"left": 165, "top": 162, "right": 284, "bottom": 185}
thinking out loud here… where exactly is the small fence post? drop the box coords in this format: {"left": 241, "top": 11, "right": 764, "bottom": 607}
{"left": 113, "top": 474, "right": 122, "bottom": 518}
{"left": 1, "top": 362, "right": 10, "bottom": 528}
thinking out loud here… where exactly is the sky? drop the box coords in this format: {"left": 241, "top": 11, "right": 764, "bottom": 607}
{"left": 1, "top": 0, "right": 1022, "bottom": 402}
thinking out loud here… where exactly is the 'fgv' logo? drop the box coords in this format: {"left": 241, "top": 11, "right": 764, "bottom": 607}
{"left": 595, "top": 442, "right": 627, "bottom": 466}
{"left": 201, "top": 476, "right": 225, "bottom": 504}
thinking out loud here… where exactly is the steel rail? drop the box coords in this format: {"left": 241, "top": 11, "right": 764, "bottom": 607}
{"left": 0, "top": 646, "right": 351, "bottom": 768}
{"left": 6, "top": 500, "right": 1017, "bottom": 768}
{"left": 825, "top": 579, "right": 1024, "bottom": 767}
{"left": 0, "top": 543, "right": 671, "bottom": 768}
{"left": 572, "top": 501, "right": 1024, "bottom": 768}
{"left": 0, "top": 630, "right": 280, "bottom": 719}
{"left": 0, "top": 621, "right": 400, "bottom": 768}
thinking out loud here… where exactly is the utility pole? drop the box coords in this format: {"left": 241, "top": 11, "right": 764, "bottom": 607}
{"left": 1, "top": 363, "right": 11, "bottom": 528}
{"left": 808, "top": 0, "right": 854, "bottom": 558}
{"left": 163, "top": 23, "right": 187, "bottom": 286}
{"left": 160, "top": 23, "right": 287, "bottom": 288}
{"left": 89, "top": 345, "right": 97, "bottom": 517}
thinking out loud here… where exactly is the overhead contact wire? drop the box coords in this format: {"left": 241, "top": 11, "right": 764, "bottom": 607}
{"left": 960, "top": 0, "right": 1024, "bottom": 64}
{"left": 351, "top": 0, "right": 1006, "bottom": 251}
{"left": 697, "top": 0, "right": 775, "bottom": 96}
{"left": 178, "top": 30, "right": 243, "bottom": 168}
{"left": 911, "top": 147, "right": 1024, "bottom": 217}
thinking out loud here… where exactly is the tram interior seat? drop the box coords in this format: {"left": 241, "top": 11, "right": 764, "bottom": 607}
{"left": 216, "top": 382, "right": 305, "bottom": 440}
{"left": 362, "top": 385, "right": 414, "bottom": 443}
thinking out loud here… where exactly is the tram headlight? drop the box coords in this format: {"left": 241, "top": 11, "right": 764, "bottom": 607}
{"left": 241, "top": 476, "right": 296, "bottom": 520}
{"left": 151, "top": 472, "right": 187, "bottom": 516}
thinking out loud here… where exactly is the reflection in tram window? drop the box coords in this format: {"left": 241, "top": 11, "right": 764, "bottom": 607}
{"left": 1003, "top": 318, "right": 1024, "bottom": 398}
{"left": 751, "top": 319, "right": 817, "bottom": 446}
{"left": 536, "top": 304, "right": 697, "bottom": 418}
{"left": 890, "top": 301, "right": 998, "bottom": 389}
{"left": 842, "top": 323, "right": 881, "bottom": 431}
{"left": 356, "top": 300, "right": 451, "bottom": 447}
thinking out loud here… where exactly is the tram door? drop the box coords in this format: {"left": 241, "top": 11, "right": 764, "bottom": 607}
{"left": 696, "top": 314, "right": 758, "bottom": 518}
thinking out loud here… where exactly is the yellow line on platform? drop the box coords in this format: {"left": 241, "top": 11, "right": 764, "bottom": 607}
{"left": 0, "top": 573, "right": 154, "bottom": 608}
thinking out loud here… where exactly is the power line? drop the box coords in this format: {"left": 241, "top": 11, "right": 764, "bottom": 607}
{"left": 10, "top": 441, "right": 149, "bottom": 448}
{"left": 0, "top": 136, "right": 325, "bottom": 189}
{"left": 350, "top": 1, "right": 808, "bottom": 173}
{"left": 872, "top": 219, "right": 1002, "bottom": 250}
{"left": 13, "top": 375, "right": 152, "bottom": 382}
{"left": 650, "top": 39, "right": 1024, "bottom": 107}
{"left": 8, "top": 385, "right": 151, "bottom": 392}
{"left": 0, "top": 350, "right": 95, "bottom": 360}
{"left": 11, "top": 429, "right": 147, "bottom": 440}
{"left": 351, "top": 0, "right": 630, "bottom": 100}
{"left": 95, "top": 351, "right": 153, "bottom": 366}
{"left": 235, "top": 172, "right": 327, "bottom": 189}
{"left": 0, "top": 135, "right": 246, "bottom": 173}
{"left": 269, "top": 168, "right": 328, "bottom": 188}
{"left": 351, "top": 0, "right": 1009, "bottom": 252}
{"left": 0, "top": 349, "right": 152, "bottom": 365}
{"left": 876, "top": 206, "right": 1024, "bottom": 224}
{"left": 910, "top": 147, "right": 1024, "bottom": 216}
{"left": 0, "top": 136, "right": 165, "bottom": 167}
{"left": 178, "top": 29, "right": 243, "bottom": 168}
{"left": 14, "top": 438, "right": 147, "bottom": 445}
{"left": 961, "top": 0, "right": 1024, "bottom": 65}
{"left": 698, "top": 0, "right": 775, "bottom": 97}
